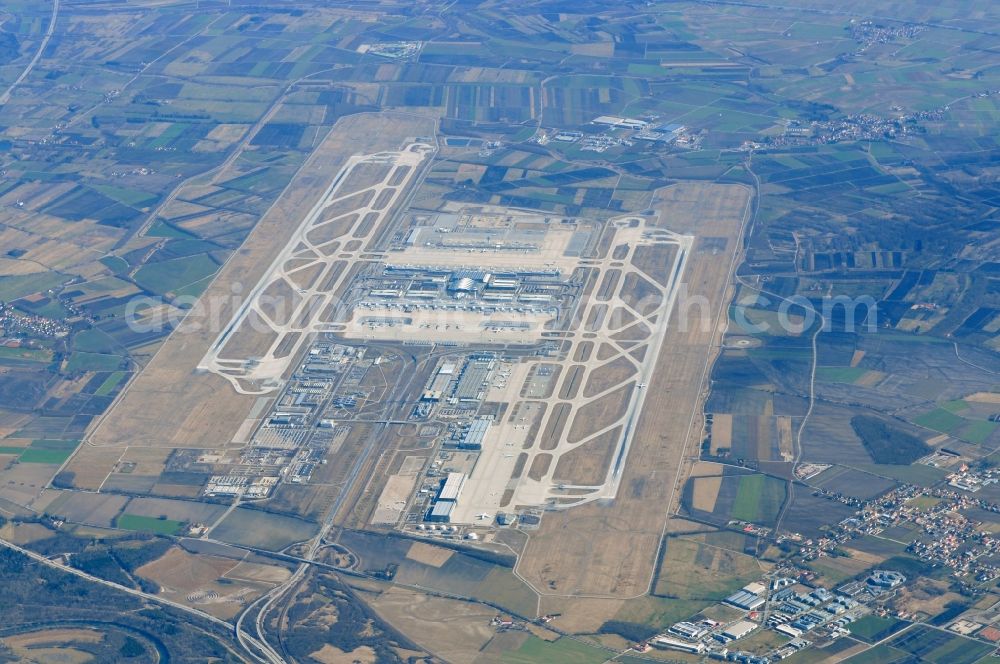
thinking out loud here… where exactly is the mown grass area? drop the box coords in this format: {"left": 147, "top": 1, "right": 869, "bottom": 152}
{"left": 0, "top": 346, "right": 53, "bottom": 363}
{"left": 842, "top": 643, "right": 909, "bottom": 664}
{"left": 15, "top": 439, "right": 78, "bottom": 464}
{"left": 501, "top": 635, "right": 609, "bottom": 664}
{"left": 72, "top": 328, "right": 121, "bottom": 354}
{"left": 654, "top": 537, "right": 761, "bottom": 600}
{"left": 18, "top": 448, "right": 73, "bottom": 464}
{"left": 888, "top": 624, "right": 992, "bottom": 664}
{"left": 848, "top": 615, "right": 908, "bottom": 642}
{"left": 816, "top": 366, "right": 869, "bottom": 383}
{"left": 0, "top": 272, "right": 65, "bottom": 301}
{"left": 956, "top": 420, "right": 997, "bottom": 444}
{"left": 731, "top": 474, "right": 786, "bottom": 524}
{"left": 133, "top": 253, "right": 218, "bottom": 296}
{"left": 913, "top": 407, "right": 998, "bottom": 443}
{"left": 94, "top": 371, "right": 128, "bottom": 397}
{"left": 907, "top": 495, "right": 942, "bottom": 510}
{"left": 913, "top": 408, "right": 965, "bottom": 434}
{"left": 64, "top": 351, "right": 123, "bottom": 373}
{"left": 115, "top": 514, "right": 185, "bottom": 536}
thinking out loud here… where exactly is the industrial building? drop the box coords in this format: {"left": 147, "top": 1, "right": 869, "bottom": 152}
{"left": 668, "top": 621, "right": 710, "bottom": 641}
{"left": 438, "top": 472, "right": 466, "bottom": 502}
{"left": 592, "top": 115, "right": 648, "bottom": 130}
{"left": 427, "top": 501, "right": 454, "bottom": 523}
{"left": 459, "top": 418, "right": 491, "bottom": 450}
{"left": 653, "top": 637, "right": 704, "bottom": 654}
{"left": 724, "top": 589, "right": 766, "bottom": 611}
{"left": 719, "top": 620, "right": 757, "bottom": 643}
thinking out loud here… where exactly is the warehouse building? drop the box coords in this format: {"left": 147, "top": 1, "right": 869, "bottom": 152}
{"left": 724, "top": 589, "right": 765, "bottom": 611}
{"left": 719, "top": 620, "right": 757, "bottom": 643}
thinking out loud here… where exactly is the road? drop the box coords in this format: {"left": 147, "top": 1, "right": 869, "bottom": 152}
{"left": 0, "top": 0, "right": 59, "bottom": 106}
{"left": 0, "top": 535, "right": 274, "bottom": 663}
{"left": 234, "top": 345, "right": 440, "bottom": 661}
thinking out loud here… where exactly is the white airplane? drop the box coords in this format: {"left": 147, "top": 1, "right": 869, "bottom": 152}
{"left": 637, "top": 383, "right": 647, "bottom": 388}
{"left": 477, "top": 513, "right": 492, "bottom": 520}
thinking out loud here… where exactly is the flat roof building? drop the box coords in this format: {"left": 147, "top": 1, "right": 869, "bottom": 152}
{"left": 668, "top": 621, "right": 709, "bottom": 641}
{"left": 725, "top": 589, "right": 766, "bottom": 611}
{"left": 460, "top": 418, "right": 491, "bottom": 450}
{"left": 653, "top": 638, "right": 705, "bottom": 654}
{"left": 438, "top": 472, "right": 466, "bottom": 502}
{"left": 721, "top": 620, "right": 757, "bottom": 642}
{"left": 427, "top": 501, "right": 454, "bottom": 523}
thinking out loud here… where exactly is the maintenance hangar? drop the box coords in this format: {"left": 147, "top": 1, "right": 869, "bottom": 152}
{"left": 438, "top": 472, "right": 466, "bottom": 502}
{"left": 426, "top": 501, "right": 454, "bottom": 523}
{"left": 459, "top": 418, "right": 491, "bottom": 450}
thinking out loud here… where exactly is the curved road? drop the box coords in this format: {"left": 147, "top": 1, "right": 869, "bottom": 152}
{"left": 0, "top": 535, "right": 274, "bottom": 663}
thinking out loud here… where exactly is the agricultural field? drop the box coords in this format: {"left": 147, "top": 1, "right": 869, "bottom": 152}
{"left": 0, "top": 0, "right": 998, "bottom": 661}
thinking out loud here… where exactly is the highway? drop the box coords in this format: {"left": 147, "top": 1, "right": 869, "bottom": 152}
{"left": 0, "top": 0, "right": 58, "bottom": 106}
{"left": 0, "top": 535, "right": 275, "bottom": 663}
{"left": 234, "top": 345, "right": 440, "bottom": 661}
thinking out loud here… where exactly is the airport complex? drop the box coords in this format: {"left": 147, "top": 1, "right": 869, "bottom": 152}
{"left": 189, "top": 142, "right": 693, "bottom": 534}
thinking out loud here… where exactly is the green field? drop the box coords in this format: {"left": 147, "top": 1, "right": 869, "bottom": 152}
{"left": 848, "top": 615, "right": 908, "bottom": 643}
{"left": 210, "top": 507, "right": 317, "bottom": 550}
{"left": 956, "top": 420, "right": 998, "bottom": 444}
{"left": 133, "top": 254, "right": 218, "bottom": 296}
{"left": 0, "top": 346, "right": 53, "bottom": 363}
{"left": 501, "top": 636, "right": 609, "bottom": 664}
{"left": 18, "top": 448, "right": 73, "bottom": 464}
{"left": 115, "top": 514, "right": 185, "bottom": 535}
{"left": 0, "top": 272, "right": 65, "bottom": 301}
{"left": 848, "top": 462, "right": 947, "bottom": 486}
{"left": 731, "top": 474, "right": 786, "bottom": 524}
{"left": 913, "top": 408, "right": 965, "bottom": 434}
{"left": 72, "top": 328, "right": 120, "bottom": 354}
{"left": 816, "top": 366, "right": 869, "bottom": 383}
{"left": 843, "top": 644, "right": 910, "bottom": 664}
{"left": 913, "top": 408, "right": 998, "bottom": 443}
{"left": 887, "top": 624, "right": 993, "bottom": 664}
{"left": 64, "top": 351, "right": 123, "bottom": 373}
{"left": 95, "top": 371, "right": 128, "bottom": 397}
{"left": 15, "top": 439, "right": 78, "bottom": 464}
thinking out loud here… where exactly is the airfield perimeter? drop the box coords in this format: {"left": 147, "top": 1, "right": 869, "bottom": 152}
{"left": 516, "top": 181, "right": 752, "bottom": 616}
{"left": 62, "top": 109, "right": 752, "bottom": 629}
{"left": 66, "top": 112, "right": 435, "bottom": 489}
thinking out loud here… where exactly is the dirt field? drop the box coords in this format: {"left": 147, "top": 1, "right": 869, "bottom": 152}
{"left": 405, "top": 541, "right": 453, "bottom": 567}
{"left": 309, "top": 644, "right": 377, "bottom": 664}
{"left": 66, "top": 113, "right": 434, "bottom": 490}
{"left": 358, "top": 582, "right": 498, "bottom": 664}
{"left": 137, "top": 546, "right": 238, "bottom": 592}
{"left": 515, "top": 182, "right": 752, "bottom": 607}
